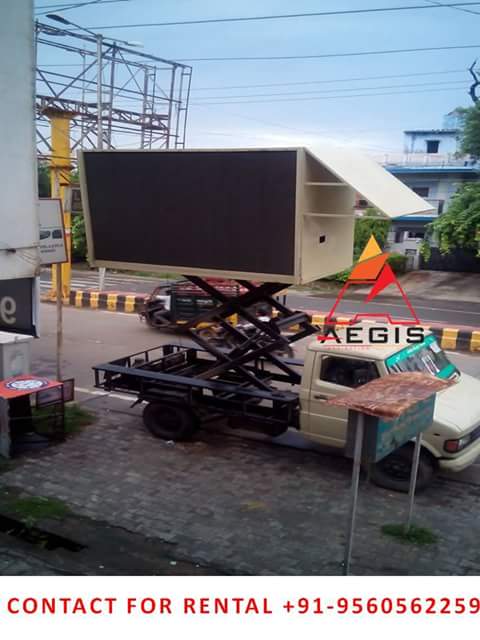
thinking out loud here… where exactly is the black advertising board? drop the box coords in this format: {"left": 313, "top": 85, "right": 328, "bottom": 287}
{"left": 81, "top": 149, "right": 297, "bottom": 277}
{"left": 0, "top": 277, "right": 38, "bottom": 336}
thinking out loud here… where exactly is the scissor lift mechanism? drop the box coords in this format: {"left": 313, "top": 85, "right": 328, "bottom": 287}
{"left": 94, "top": 278, "right": 319, "bottom": 434}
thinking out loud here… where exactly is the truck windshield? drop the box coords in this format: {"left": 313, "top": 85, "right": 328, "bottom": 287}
{"left": 385, "top": 334, "right": 458, "bottom": 379}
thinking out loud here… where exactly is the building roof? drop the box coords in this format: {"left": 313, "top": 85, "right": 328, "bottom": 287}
{"left": 393, "top": 216, "right": 436, "bottom": 222}
{"left": 403, "top": 129, "right": 460, "bottom": 135}
{"left": 387, "top": 165, "right": 480, "bottom": 175}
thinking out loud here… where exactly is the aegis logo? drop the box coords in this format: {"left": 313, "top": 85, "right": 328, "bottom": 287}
{"left": 317, "top": 235, "right": 423, "bottom": 346}
{"left": 317, "top": 325, "right": 426, "bottom": 345}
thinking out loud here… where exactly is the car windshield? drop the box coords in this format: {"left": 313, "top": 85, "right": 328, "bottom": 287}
{"left": 385, "top": 334, "right": 458, "bottom": 379}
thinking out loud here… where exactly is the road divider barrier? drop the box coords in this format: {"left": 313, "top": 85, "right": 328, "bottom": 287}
{"left": 68, "top": 290, "right": 147, "bottom": 313}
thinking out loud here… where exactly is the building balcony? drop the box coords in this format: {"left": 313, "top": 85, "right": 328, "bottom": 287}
{"left": 374, "top": 152, "right": 474, "bottom": 168}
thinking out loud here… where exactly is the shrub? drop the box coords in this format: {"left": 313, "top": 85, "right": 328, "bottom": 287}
{"left": 387, "top": 252, "right": 407, "bottom": 275}
{"left": 71, "top": 215, "right": 87, "bottom": 262}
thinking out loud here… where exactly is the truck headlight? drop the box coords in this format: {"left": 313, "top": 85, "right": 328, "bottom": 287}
{"left": 444, "top": 435, "right": 472, "bottom": 453}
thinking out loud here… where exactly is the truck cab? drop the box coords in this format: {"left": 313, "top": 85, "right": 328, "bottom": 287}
{"left": 299, "top": 326, "right": 480, "bottom": 490}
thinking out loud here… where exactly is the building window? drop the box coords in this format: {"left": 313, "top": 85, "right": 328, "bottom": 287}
{"left": 412, "top": 187, "right": 430, "bottom": 198}
{"left": 426, "top": 140, "right": 440, "bottom": 154}
{"left": 407, "top": 231, "right": 425, "bottom": 239}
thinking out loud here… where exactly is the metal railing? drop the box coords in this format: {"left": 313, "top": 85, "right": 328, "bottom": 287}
{"left": 375, "top": 153, "right": 475, "bottom": 168}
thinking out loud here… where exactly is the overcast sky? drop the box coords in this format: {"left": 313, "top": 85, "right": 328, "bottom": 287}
{"left": 35, "top": 0, "right": 479, "bottom": 156}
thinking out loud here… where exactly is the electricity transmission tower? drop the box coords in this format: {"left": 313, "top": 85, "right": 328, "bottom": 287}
{"left": 35, "top": 20, "right": 192, "bottom": 163}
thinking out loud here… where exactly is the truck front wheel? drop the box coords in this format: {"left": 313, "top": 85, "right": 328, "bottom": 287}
{"left": 370, "top": 445, "right": 437, "bottom": 493}
{"left": 143, "top": 402, "right": 198, "bottom": 441}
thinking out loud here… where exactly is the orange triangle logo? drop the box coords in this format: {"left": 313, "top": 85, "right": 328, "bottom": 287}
{"left": 323, "top": 234, "right": 420, "bottom": 326}
{"left": 349, "top": 235, "right": 389, "bottom": 280}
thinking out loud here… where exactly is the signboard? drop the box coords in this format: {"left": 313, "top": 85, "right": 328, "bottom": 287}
{"left": 346, "top": 395, "right": 436, "bottom": 463}
{"left": 70, "top": 185, "right": 83, "bottom": 214}
{"left": 0, "top": 278, "right": 38, "bottom": 336}
{"left": 38, "top": 198, "right": 67, "bottom": 265}
{"left": 0, "top": 375, "right": 61, "bottom": 401}
{"left": 385, "top": 333, "right": 457, "bottom": 379}
{"left": 37, "top": 377, "right": 75, "bottom": 408}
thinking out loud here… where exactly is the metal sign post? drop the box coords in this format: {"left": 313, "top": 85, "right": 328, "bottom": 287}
{"left": 328, "top": 373, "right": 453, "bottom": 576}
{"left": 0, "top": 398, "right": 10, "bottom": 458}
{"left": 406, "top": 433, "right": 423, "bottom": 532}
{"left": 343, "top": 411, "right": 364, "bottom": 576}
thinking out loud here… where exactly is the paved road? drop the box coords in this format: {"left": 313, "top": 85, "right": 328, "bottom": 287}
{"left": 32, "top": 302, "right": 480, "bottom": 388}
{"left": 289, "top": 292, "right": 480, "bottom": 328}
{"left": 40, "top": 268, "right": 480, "bottom": 328}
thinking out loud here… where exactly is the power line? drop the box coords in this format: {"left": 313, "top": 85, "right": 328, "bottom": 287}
{"left": 191, "top": 84, "right": 467, "bottom": 106}
{"left": 191, "top": 68, "right": 466, "bottom": 91}
{"left": 35, "top": 0, "right": 128, "bottom": 11}
{"left": 193, "top": 79, "right": 467, "bottom": 101}
{"left": 178, "top": 44, "right": 480, "bottom": 63}
{"left": 79, "top": 3, "right": 480, "bottom": 30}
{"left": 424, "top": 0, "right": 480, "bottom": 15}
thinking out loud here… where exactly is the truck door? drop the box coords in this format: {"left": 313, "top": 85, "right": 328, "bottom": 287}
{"left": 305, "top": 354, "right": 379, "bottom": 448}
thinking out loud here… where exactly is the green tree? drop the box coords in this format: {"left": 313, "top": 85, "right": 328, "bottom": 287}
{"left": 354, "top": 207, "right": 390, "bottom": 259}
{"left": 421, "top": 182, "right": 480, "bottom": 259}
{"left": 461, "top": 102, "right": 480, "bottom": 159}
{"left": 38, "top": 163, "right": 51, "bottom": 197}
{"left": 325, "top": 208, "right": 392, "bottom": 282}
{"left": 71, "top": 214, "right": 87, "bottom": 262}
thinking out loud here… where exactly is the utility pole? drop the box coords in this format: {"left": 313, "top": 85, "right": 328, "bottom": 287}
{"left": 96, "top": 33, "right": 106, "bottom": 292}
{"left": 47, "top": 110, "right": 73, "bottom": 302}
{"left": 45, "top": 108, "right": 74, "bottom": 380}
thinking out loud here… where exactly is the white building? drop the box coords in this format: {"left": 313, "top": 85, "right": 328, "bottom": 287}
{"left": 380, "top": 111, "right": 479, "bottom": 270}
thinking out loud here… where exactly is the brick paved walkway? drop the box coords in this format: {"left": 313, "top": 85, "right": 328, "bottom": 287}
{"left": 1, "top": 412, "right": 480, "bottom": 575}
{"left": 0, "top": 542, "right": 63, "bottom": 575}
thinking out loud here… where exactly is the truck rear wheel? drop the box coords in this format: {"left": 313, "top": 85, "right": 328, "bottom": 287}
{"left": 370, "top": 444, "right": 437, "bottom": 493}
{"left": 143, "top": 402, "right": 198, "bottom": 441}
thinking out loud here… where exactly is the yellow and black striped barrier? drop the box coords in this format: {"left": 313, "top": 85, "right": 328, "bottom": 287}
{"left": 68, "top": 290, "right": 147, "bottom": 314}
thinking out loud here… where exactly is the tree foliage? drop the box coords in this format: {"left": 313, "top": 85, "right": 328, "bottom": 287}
{"left": 353, "top": 207, "right": 390, "bottom": 259}
{"left": 325, "top": 208, "right": 391, "bottom": 281}
{"left": 421, "top": 182, "right": 480, "bottom": 259}
{"left": 461, "top": 102, "right": 480, "bottom": 159}
{"left": 38, "top": 163, "right": 51, "bottom": 197}
{"left": 71, "top": 215, "right": 87, "bottom": 261}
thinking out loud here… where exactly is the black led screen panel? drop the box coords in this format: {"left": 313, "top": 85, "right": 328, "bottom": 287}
{"left": 82, "top": 149, "right": 297, "bottom": 276}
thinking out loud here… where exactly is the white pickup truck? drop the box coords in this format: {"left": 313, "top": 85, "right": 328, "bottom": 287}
{"left": 94, "top": 324, "right": 480, "bottom": 492}
{"left": 299, "top": 330, "right": 480, "bottom": 491}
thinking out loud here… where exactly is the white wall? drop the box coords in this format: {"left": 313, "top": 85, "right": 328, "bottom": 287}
{"left": 0, "top": 1, "right": 39, "bottom": 280}
{"left": 404, "top": 132, "right": 460, "bottom": 155}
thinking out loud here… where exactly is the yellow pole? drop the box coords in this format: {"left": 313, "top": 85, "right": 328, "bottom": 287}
{"left": 47, "top": 110, "right": 73, "bottom": 300}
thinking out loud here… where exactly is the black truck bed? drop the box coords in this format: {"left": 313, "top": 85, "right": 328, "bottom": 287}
{"left": 93, "top": 344, "right": 303, "bottom": 431}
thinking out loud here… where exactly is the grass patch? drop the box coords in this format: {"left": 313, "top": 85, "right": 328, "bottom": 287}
{"left": 2, "top": 494, "right": 70, "bottom": 524}
{"left": 34, "top": 403, "right": 95, "bottom": 435}
{"left": 381, "top": 523, "right": 439, "bottom": 546}
{"left": 64, "top": 403, "right": 95, "bottom": 434}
